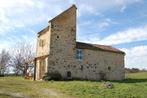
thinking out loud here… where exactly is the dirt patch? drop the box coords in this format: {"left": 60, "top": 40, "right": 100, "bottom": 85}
{"left": 32, "top": 84, "right": 73, "bottom": 98}
{"left": 0, "top": 91, "right": 27, "bottom": 98}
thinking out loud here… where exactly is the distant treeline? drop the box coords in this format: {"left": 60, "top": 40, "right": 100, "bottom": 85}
{"left": 125, "top": 68, "right": 147, "bottom": 73}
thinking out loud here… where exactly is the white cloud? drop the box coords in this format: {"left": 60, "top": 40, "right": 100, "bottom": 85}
{"left": 97, "top": 18, "right": 115, "bottom": 29}
{"left": 0, "top": 40, "right": 11, "bottom": 52}
{"left": 0, "top": 0, "right": 143, "bottom": 35}
{"left": 77, "top": 0, "right": 142, "bottom": 15}
{"left": 0, "top": 34, "right": 36, "bottom": 52}
{"left": 82, "top": 25, "right": 147, "bottom": 45}
{"left": 0, "top": 0, "right": 74, "bottom": 52}
{"left": 100, "top": 25, "right": 147, "bottom": 45}
{"left": 98, "top": 22, "right": 109, "bottom": 29}
{"left": 122, "top": 45, "right": 147, "bottom": 69}
{"left": 120, "top": 5, "right": 126, "bottom": 12}
{"left": 77, "top": 18, "right": 115, "bottom": 43}
{"left": 0, "top": 0, "right": 34, "bottom": 8}
{"left": 0, "top": 0, "right": 73, "bottom": 35}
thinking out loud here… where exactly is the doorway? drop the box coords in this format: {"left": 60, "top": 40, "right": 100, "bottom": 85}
{"left": 67, "top": 71, "right": 72, "bottom": 79}
{"left": 39, "top": 59, "right": 46, "bottom": 79}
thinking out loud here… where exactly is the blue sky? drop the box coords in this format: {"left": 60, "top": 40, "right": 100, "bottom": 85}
{"left": 0, "top": 0, "right": 147, "bottom": 69}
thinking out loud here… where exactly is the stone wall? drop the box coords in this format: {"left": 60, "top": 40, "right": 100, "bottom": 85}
{"left": 47, "top": 48, "right": 124, "bottom": 80}
{"left": 73, "top": 49, "right": 125, "bottom": 80}
{"left": 47, "top": 5, "right": 77, "bottom": 77}
{"left": 36, "top": 23, "right": 51, "bottom": 80}
{"left": 36, "top": 24, "right": 51, "bottom": 57}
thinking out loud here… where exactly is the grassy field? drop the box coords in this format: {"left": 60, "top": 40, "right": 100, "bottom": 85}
{"left": 0, "top": 72, "right": 147, "bottom": 98}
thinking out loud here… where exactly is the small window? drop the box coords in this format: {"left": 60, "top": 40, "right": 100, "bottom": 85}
{"left": 108, "top": 66, "right": 111, "bottom": 71}
{"left": 67, "top": 71, "right": 71, "bottom": 78}
{"left": 39, "top": 40, "right": 42, "bottom": 47}
{"left": 80, "top": 65, "right": 83, "bottom": 71}
{"left": 39, "top": 39, "right": 45, "bottom": 47}
{"left": 76, "top": 49, "right": 83, "bottom": 61}
{"left": 57, "top": 36, "right": 59, "bottom": 38}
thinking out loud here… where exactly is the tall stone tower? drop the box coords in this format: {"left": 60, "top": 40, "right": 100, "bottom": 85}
{"left": 47, "top": 5, "right": 77, "bottom": 76}
{"left": 49, "top": 5, "right": 77, "bottom": 57}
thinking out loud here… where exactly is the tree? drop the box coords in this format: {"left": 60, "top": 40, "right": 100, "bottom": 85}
{"left": 11, "top": 41, "right": 35, "bottom": 76}
{"left": 0, "top": 49, "right": 11, "bottom": 75}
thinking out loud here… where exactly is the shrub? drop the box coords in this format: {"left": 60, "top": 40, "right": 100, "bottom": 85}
{"left": 0, "top": 74, "right": 4, "bottom": 77}
{"left": 43, "top": 71, "right": 62, "bottom": 81}
{"left": 125, "top": 68, "right": 140, "bottom": 73}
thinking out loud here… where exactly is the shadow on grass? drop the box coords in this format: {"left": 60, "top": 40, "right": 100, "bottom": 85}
{"left": 60, "top": 78, "right": 147, "bottom": 83}
{"left": 44, "top": 77, "right": 147, "bottom": 83}
{"left": 110, "top": 78, "right": 147, "bottom": 83}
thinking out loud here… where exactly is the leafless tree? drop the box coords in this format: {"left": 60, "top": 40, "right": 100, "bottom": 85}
{"left": 0, "top": 49, "right": 11, "bottom": 75}
{"left": 11, "top": 41, "right": 35, "bottom": 76}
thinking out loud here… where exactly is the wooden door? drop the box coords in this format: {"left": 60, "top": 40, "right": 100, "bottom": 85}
{"left": 39, "top": 59, "right": 45, "bottom": 79}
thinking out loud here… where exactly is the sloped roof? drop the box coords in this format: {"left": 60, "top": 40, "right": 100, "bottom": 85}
{"left": 76, "top": 42, "right": 125, "bottom": 54}
{"left": 37, "top": 26, "right": 49, "bottom": 36}
{"left": 37, "top": 5, "right": 76, "bottom": 35}
{"left": 48, "top": 4, "right": 77, "bottom": 23}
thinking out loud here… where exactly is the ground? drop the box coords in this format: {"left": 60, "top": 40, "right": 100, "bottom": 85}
{"left": 0, "top": 72, "right": 147, "bottom": 98}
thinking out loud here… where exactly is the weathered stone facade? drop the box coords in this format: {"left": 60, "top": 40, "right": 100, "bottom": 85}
{"left": 35, "top": 5, "right": 125, "bottom": 81}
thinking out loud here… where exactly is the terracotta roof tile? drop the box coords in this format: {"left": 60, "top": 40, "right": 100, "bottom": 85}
{"left": 76, "top": 42, "right": 125, "bottom": 54}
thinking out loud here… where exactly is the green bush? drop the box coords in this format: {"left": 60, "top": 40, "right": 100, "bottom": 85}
{"left": 43, "top": 71, "right": 62, "bottom": 81}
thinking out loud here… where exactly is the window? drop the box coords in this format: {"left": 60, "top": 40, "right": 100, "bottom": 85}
{"left": 108, "top": 66, "right": 111, "bottom": 71}
{"left": 76, "top": 49, "right": 83, "bottom": 61}
{"left": 67, "top": 71, "right": 71, "bottom": 78}
{"left": 39, "top": 39, "right": 45, "bottom": 47}
{"left": 80, "top": 65, "right": 83, "bottom": 71}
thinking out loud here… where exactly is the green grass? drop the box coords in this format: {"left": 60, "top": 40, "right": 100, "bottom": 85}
{"left": 126, "top": 72, "right": 147, "bottom": 79}
{"left": 0, "top": 72, "right": 147, "bottom": 98}
{"left": 0, "top": 77, "right": 69, "bottom": 98}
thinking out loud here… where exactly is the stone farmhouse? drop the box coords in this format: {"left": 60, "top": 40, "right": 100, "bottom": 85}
{"left": 34, "top": 5, "right": 125, "bottom": 81}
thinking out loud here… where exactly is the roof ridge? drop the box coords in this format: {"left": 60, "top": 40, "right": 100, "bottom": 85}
{"left": 76, "top": 42, "right": 125, "bottom": 54}
{"left": 77, "top": 41, "right": 112, "bottom": 47}
{"left": 37, "top": 5, "right": 77, "bottom": 35}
